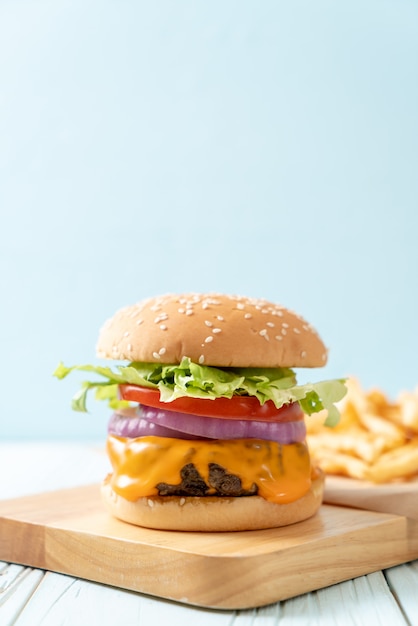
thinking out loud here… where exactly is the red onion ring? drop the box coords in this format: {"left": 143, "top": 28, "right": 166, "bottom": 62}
{"left": 107, "top": 415, "right": 201, "bottom": 440}
{"left": 108, "top": 406, "right": 306, "bottom": 444}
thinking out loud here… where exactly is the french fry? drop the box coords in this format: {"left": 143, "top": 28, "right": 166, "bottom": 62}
{"left": 397, "top": 390, "right": 418, "bottom": 434}
{"left": 354, "top": 411, "right": 406, "bottom": 448}
{"left": 365, "top": 440, "right": 418, "bottom": 483}
{"left": 343, "top": 377, "right": 369, "bottom": 416}
{"left": 309, "top": 447, "right": 369, "bottom": 480}
{"left": 308, "top": 430, "right": 391, "bottom": 464}
{"left": 367, "top": 388, "right": 391, "bottom": 412}
{"left": 306, "top": 377, "right": 418, "bottom": 484}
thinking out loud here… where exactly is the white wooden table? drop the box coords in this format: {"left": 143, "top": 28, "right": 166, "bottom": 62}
{"left": 0, "top": 442, "right": 417, "bottom": 626}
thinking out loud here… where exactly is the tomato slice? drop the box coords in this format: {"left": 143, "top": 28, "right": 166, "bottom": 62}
{"left": 118, "top": 385, "right": 303, "bottom": 422}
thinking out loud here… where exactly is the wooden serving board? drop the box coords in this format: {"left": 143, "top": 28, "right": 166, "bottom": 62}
{"left": 0, "top": 485, "right": 417, "bottom": 610}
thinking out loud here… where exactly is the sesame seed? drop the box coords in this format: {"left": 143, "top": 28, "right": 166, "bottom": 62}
{"left": 236, "top": 303, "right": 245, "bottom": 310}
{"left": 124, "top": 331, "right": 130, "bottom": 337}
{"left": 217, "top": 315, "right": 225, "bottom": 321}
{"left": 281, "top": 328, "right": 287, "bottom": 335}
{"left": 136, "top": 319, "right": 143, "bottom": 326}
{"left": 127, "top": 343, "right": 132, "bottom": 351}
{"left": 301, "top": 350, "right": 307, "bottom": 358}
{"left": 198, "top": 354, "right": 205, "bottom": 364}
{"left": 152, "top": 351, "right": 161, "bottom": 359}
{"left": 259, "top": 329, "right": 270, "bottom": 341}
{"left": 261, "top": 308, "right": 269, "bottom": 314}
{"left": 154, "top": 313, "right": 168, "bottom": 323}
{"left": 244, "top": 313, "right": 252, "bottom": 319}
{"left": 205, "top": 320, "right": 213, "bottom": 327}
{"left": 266, "top": 321, "right": 275, "bottom": 327}
{"left": 159, "top": 347, "right": 166, "bottom": 355}
{"left": 282, "top": 323, "right": 289, "bottom": 328}
{"left": 202, "top": 302, "right": 209, "bottom": 309}
{"left": 178, "top": 308, "right": 185, "bottom": 314}
{"left": 212, "top": 328, "right": 222, "bottom": 334}
{"left": 275, "top": 335, "right": 283, "bottom": 341}
{"left": 179, "top": 498, "right": 186, "bottom": 506}
{"left": 293, "top": 328, "right": 301, "bottom": 334}
{"left": 160, "top": 324, "right": 167, "bottom": 331}
{"left": 205, "top": 336, "right": 214, "bottom": 343}
{"left": 186, "top": 309, "right": 193, "bottom": 316}
{"left": 276, "top": 310, "right": 284, "bottom": 317}
{"left": 147, "top": 499, "right": 154, "bottom": 508}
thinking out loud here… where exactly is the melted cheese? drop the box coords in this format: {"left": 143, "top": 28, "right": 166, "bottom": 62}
{"left": 106, "top": 435, "right": 313, "bottom": 504}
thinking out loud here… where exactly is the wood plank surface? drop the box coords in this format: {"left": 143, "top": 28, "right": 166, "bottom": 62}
{"left": 1, "top": 484, "right": 417, "bottom": 610}
{"left": 385, "top": 562, "right": 418, "bottom": 626}
{"left": 1, "top": 563, "right": 413, "bottom": 626}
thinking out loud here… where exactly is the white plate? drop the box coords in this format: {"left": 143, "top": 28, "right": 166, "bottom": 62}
{"left": 323, "top": 475, "right": 418, "bottom": 521}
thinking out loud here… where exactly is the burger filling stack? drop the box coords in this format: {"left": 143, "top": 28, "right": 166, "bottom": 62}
{"left": 55, "top": 293, "right": 346, "bottom": 531}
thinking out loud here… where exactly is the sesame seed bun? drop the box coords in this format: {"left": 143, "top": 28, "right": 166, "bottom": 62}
{"left": 101, "top": 469, "right": 324, "bottom": 531}
{"left": 96, "top": 293, "right": 328, "bottom": 368}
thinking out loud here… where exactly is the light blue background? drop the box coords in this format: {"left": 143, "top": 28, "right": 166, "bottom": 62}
{"left": 1, "top": 1, "right": 417, "bottom": 440}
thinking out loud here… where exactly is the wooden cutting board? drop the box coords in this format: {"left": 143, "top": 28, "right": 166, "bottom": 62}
{"left": 0, "top": 484, "right": 417, "bottom": 610}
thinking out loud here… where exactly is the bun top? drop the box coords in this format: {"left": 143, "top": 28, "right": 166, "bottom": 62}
{"left": 96, "top": 293, "right": 328, "bottom": 368}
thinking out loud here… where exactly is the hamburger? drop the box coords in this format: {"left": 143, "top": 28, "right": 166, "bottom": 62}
{"left": 55, "top": 292, "right": 346, "bottom": 531}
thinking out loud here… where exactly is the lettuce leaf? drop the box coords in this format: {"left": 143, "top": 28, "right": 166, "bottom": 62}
{"left": 53, "top": 357, "right": 346, "bottom": 426}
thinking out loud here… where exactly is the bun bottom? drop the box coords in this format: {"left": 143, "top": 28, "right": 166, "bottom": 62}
{"left": 101, "top": 470, "right": 324, "bottom": 531}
